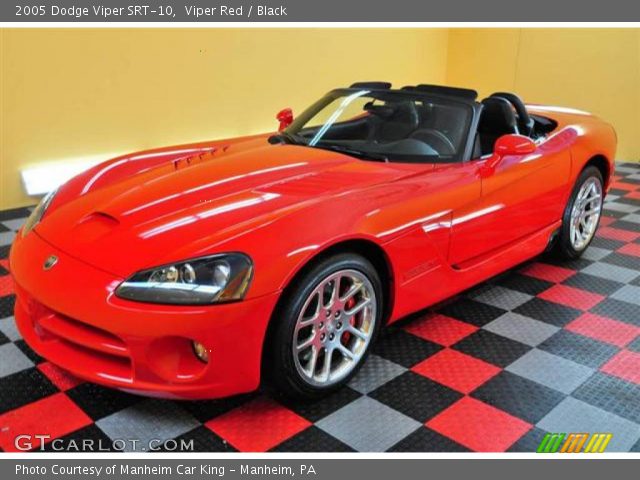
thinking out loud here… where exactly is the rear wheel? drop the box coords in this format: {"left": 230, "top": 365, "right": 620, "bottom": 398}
{"left": 266, "top": 253, "right": 383, "bottom": 400}
{"left": 555, "top": 166, "right": 604, "bottom": 259}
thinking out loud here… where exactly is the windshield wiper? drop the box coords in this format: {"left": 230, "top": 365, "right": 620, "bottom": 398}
{"left": 268, "top": 131, "right": 307, "bottom": 146}
{"left": 313, "top": 144, "right": 389, "bottom": 162}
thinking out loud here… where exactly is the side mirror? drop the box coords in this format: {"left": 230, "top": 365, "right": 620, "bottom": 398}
{"left": 276, "top": 108, "right": 293, "bottom": 131}
{"left": 494, "top": 134, "right": 536, "bottom": 156}
{"left": 483, "top": 134, "right": 536, "bottom": 174}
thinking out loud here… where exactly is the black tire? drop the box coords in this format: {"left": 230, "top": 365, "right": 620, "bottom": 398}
{"left": 554, "top": 166, "right": 604, "bottom": 259}
{"left": 265, "top": 253, "right": 383, "bottom": 400}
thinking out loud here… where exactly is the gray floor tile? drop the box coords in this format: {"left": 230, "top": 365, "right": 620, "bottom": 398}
{"left": 614, "top": 165, "right": 640, "bottom": 174}
{"left": 582, "top": 246, "right": 613, "bottom": 262}
{"left": 1, "top": 218, "right": 26, "bottom": 232}
{"left": 96, "top": 399, "right": 200, "bottom": 451}
{"left": 603, "top": 202, "right": 639, "bottom": 214}
{"left": 0, "top": 231, "right": 16, "bottom": 247}
{"left": 537, "top": 397, "right": 640, "bottom": 452}
{"left": 348, "top": 354, "right": 406, "bottom": 394}
{"left": 316, "top": 397, "right": 421, "bottom": 451}
{"left": 611, "top": 285, "right": 640, "bottom": 306}
{"left": 506, "top": 349, "right": 594, "bottom": 394}
{"left": 0, "top": 343, "right": 34, "bottom": 377}
{"left": 0, "top": 317, "right": 21, "bottom": 341}
{"left": 582, "top": 262, "right": 639, "bottom": 283}
{"left": 621, "top": 213, "right": 640, "bottom": 224}
{"left": 471, "top": 286, "right": 533, "bottom": 311}
{"left": 484, "top": 313, "right": 559, "bottom": 347}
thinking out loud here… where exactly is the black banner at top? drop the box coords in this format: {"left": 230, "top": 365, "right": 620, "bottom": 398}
{"left": 3, "top": 0, "right": 640, "bottom": 22}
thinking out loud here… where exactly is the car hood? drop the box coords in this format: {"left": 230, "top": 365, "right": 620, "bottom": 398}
{"left": 35, "top": 141, "right": 409, "bottom": 277}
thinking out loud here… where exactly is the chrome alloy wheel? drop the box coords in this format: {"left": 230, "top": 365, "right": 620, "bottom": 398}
{"left": 570, "top": 177, "right": 603, "bottom": 251}
{"left": 293, "top": 269, "right": 377, "bottom": 387}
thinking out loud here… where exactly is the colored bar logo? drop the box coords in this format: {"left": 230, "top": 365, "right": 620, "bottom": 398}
{"left": 537, "top": 433, "right": 613, "bottom": 453}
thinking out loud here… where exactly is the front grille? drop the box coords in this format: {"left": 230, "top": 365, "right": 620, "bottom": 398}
{"left": 29, "top": 300, "right": 133, "bottom": 383}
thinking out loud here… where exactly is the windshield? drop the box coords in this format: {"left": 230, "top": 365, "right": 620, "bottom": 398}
{"left": 283, "top": 89, "right": 473, "bottom": 163}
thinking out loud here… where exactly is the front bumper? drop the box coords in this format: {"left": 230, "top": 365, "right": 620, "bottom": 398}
{"left": 10, "top": 231, "right": 279, "bottom": 399}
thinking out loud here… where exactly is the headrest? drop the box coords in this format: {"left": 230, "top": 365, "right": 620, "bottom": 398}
{"left": 479, "top": 97, "right": 518, "bottom": 133}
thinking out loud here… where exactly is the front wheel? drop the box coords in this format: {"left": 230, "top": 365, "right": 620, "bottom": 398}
{"left": 266, "top": 253, "right": 383, "bottom": 400}
{"left": 555, "top": 166, "right": 604, "bottom": 259}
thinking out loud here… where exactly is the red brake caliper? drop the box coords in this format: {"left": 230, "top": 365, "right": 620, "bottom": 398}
{"left": 342, "top": 297, "right": 356, "bottom": 344}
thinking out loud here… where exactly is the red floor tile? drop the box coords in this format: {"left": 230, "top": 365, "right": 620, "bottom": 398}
{"left": 412, "top": 349, "right": 500, "bottom": 394}
{"left": 521, "top": 263, "right": 575, "bottom": 283}
{"left": 625, "top": 190, "right": 640, "bottom": 200}
{"left": 601, "top": 350, "right": 640, "bottom": 385}
{"left": 404, "top": 314, "right": 478, "bottom": 347}
{"left": 618, "top": 243, "right": 640, "bottom": 258}
{"left": 538, "top": 284, "right": 605, "bottom": 311}
{"left": 0, "top": 393, "right": 92, "bottom": 452}
{"left": 426, "top": 397, "right": 532, "bottom": 452}
{"left": 205, "top": 396, "right": 311, "bottom": 452}
{"left": 0, "top": 275, "right": 13, "bottom": 297}
{"left": 598, "top": 216, "right": 616, "bottom": 227}
{"left": 566, "top": 313, "right": 640, "bottom": 348}
{"left": 37, "top": 362, "right": 84, "bottom": 391}
{"left": 596, "top": 227, "right": 640, "bottom": 243}
{"left": 611, "top": 181, "right": 639, "bottom": 191}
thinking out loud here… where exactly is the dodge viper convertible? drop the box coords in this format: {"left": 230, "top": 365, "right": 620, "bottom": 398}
{"left": 10, "top": 82, "right": 616, "bottom": 400}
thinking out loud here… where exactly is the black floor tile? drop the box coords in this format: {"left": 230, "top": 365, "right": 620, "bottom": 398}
{"left": 0, "top": 368, "right": 58, "bottom": 415}
{"left": 514, "top": 298, "right": 582, "bottom": 327}
{"left": 601, "top": 252, "right": 640, "bottom": 271}
{"left": 66, "top": 383, "right": 142, "bottom": 421}
{"left": 389, "top": 426, "right": 470, "bottom": 452}
{"left": 494, "top": 272, "right": 554, "bottom": 296}
{"left": 369, "top": 371, "right": 462, "bottom": 422}
{"left": 452, "top": 330, "right": 531, "bottom": 368}
{"left": 0, "top": 208, "right": 31, "bottom": 222}
{"left": 471, "top": 371, "right": 565, "bottom": 424}
{"left": 590, "top": 236, "right": 625, "bottom": 251}
{"left": 508, "top": 427, "right": 549, "bottom": 453}
{"left": 435, "top": 299, "right": 507, "bottom": 327}
{"left": 372, "top": 330, "right": 442, "bottom": 368}
{"left": 40, "top": 425, "right": 115, "bottom": 452}
{"left": 0, "top": 295, "right": 16, "bottom": 320}
{"left": 280, "top": 386, "right": 362, "bottom": 423}
{"left": 159, "top": 426, "right": 235, "bottom": 452}
{"left": 572, "top": 371, "right": 640, "bottom": 424}
{"left": 562, "top": 272, "right": 625, "bottom": 296}
{"left": 591, "top": 298, "right": 640, "bottom": 327}
{"left": 538, "top": 330, "right": 619, "bottom": 368}
{"left": 180, "top": 393, "right": 257, "bottom": 423}
{"left": 271, "top": 426, "right": 354, "bottom": 452}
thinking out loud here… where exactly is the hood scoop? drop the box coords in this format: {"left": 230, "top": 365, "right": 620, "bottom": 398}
{"left": 71, "top": 211, "right": 120, "bottom": 243}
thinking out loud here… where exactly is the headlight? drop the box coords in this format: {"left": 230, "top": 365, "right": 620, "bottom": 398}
{"left": 22, "top": 189, "right": 57, "bottom": 237}
{"left": 115, "top": 253, "right": 253, "bottom": 305}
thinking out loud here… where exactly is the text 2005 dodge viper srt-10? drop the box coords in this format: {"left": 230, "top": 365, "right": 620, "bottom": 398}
{"left": 10, "top": 83, "right": 616, "bottom": 399}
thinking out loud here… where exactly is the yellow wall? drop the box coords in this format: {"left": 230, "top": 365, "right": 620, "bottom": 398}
{"left": 1, "top": 28, "right": 639, "bottom": 210}
{"left": 447, "top": 28, "right": 640, "bottom": 161}
{"left": 0, "top": 28, "right": 449, "bottom": 209}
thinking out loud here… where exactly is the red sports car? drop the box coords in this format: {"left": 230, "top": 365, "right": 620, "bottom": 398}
{"left": 10, "top": 83, "right": 616, "bottom": 399}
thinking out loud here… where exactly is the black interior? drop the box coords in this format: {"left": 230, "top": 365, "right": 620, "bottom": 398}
{"left": 278, "top": 84, "right": 559, "bottom": 163}
{"left": 490, "top": 92, "right": 534, "bottom": 136}
{"left": 476, "top": 97, "right": 519, "bottom": 156}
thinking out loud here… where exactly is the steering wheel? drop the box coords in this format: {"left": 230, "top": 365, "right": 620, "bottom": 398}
{"left": 490, "top": 92, "right": 534, "bottom": 136}
{"left": 409, "top": 128, "right": 456, "bottom": 155}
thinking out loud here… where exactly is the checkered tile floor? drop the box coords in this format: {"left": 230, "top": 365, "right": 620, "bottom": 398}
{"left": 1, "top": 163, "right": 640, "bottom": 453}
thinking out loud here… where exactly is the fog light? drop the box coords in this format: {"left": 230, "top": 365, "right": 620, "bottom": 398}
{"left": 192, "top": 341, "right": 209, "bottom": 363}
